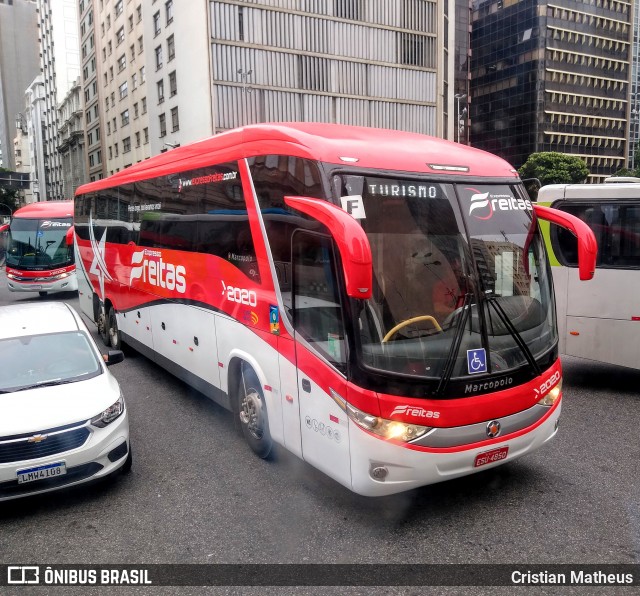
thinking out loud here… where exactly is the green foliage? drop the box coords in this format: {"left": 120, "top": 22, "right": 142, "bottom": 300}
{"left": 518, "top": 152, "right": 590, "bottom": 199}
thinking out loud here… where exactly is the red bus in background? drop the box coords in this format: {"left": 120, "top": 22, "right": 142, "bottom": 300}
{"left": 5, "top": 201, "right": 76, "bottom": 297}
{"left": 74, "top": 123, "right": 596, "bottom": 496}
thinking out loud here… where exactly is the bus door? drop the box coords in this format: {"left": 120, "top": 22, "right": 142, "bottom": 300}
{"left": 291, "top": 230, "right": 352, "bottom": 485}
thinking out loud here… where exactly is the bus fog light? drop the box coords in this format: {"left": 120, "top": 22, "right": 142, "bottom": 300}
{"left": 537, "top": 380, "right": 562, "bottom": 406}
{"left": 370, "top": 466, "right": 388, "bottom": 481}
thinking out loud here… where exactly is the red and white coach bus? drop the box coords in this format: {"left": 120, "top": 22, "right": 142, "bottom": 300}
{"left": 5, "top": 201, "right": 77, "bottom": 296}
{"left": 74, "top": 123, "right": 596, "bottom": 496}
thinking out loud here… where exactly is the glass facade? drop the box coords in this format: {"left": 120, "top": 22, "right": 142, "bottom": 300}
{"left": 471, "top": 0, "right": 632, "bottom": 182}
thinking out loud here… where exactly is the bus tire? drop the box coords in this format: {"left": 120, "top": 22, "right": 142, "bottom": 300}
{"left": 98, "top": 310, "right": 109, "bottom": 346}
{"left": 107, "top": 306, "right": 121, "bottom": 350}
{"left": 237, "top": 366, "right": 272, "bottom": 459}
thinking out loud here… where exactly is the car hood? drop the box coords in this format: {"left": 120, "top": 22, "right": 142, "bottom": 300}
{"left": 0, "top": 372, "right": 122, "bottom": 437}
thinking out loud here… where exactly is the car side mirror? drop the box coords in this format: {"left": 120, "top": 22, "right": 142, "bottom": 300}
{"left": 103, "top": 350, "right": 124, "bottom": 365}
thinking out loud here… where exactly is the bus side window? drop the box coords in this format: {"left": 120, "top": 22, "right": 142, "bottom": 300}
{"left": 292, "top": 231, "right": 347, "bottom": 371}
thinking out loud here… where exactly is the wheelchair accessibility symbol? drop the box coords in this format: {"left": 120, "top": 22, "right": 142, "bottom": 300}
{"left": 467, "top": 348, "right": 487, "bottom": 375}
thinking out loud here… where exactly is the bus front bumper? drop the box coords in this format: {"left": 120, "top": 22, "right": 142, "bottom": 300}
{"left": 348, "top": 401, "right": 561, "bottom": 497}
{"left": 7, "top": 274, "right": 78, "bottom": 294}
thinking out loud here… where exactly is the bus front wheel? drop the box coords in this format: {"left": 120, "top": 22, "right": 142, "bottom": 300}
{"left": 237, "top": 366, "right": 272, "bottom": 459}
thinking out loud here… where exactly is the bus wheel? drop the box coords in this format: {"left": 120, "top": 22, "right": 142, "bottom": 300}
{"left": 237, "top": 366, "right": 272, "bottom": 459}
{"left": 39, "top": 291, "right": 47, "bottom": 297}
{"left": 98, "top": 310, "right": 109, "bottom": 346}
{"left": 107, "top": 307, "right": 121, "bottom": 350}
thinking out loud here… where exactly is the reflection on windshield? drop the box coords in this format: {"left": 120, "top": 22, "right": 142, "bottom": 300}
{"left": 334, "top": 176, "right": 556, "bottom": 381}
{"left": 6, "top": 217, "right": 73, "bottom": 269}
{"left": 0, "top": 331, "right": 101, "bottom": 392}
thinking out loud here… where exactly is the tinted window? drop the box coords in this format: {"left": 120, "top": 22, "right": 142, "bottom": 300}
{"left": 249, "top": 155, "right": 326, "bottom": 295}
{"left": 552, "top": 201, "right": 640, "bottom": 269}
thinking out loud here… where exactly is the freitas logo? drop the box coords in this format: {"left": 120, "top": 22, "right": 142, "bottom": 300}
{"left": 467, "top": 188, "right": 532, "bottom": 220}
{"left": 130, "top": 250, "right": 186, "bottom": 293}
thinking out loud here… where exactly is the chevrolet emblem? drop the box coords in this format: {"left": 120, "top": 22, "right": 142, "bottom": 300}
{"left": 27, "top": 434, "right": 48, "bottom": 443}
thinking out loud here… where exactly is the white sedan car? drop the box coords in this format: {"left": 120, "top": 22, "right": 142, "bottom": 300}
{"left": 0, "top": 302, "right": 131, "bottom": 501}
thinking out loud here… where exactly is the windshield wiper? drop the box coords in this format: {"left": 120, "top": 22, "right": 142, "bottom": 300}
{"left": 436, "top": 292, "right": 472, "bottom": 397}
{"left": 484, "top": 292, "right": 541, "bottom": 377}
{"left": 14, "top": 378, "right": 77, "bottom": 392}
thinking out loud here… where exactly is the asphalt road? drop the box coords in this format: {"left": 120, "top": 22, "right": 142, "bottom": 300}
{"left": 0, "top": 272, "right": 638, "bottom": 593}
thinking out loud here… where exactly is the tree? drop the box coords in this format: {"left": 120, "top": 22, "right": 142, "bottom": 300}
{"left": 518, "top": 152, "right": 589, "bottom": 200}
{"left": 0, "top": 168, "right": 20, "bottom": 220}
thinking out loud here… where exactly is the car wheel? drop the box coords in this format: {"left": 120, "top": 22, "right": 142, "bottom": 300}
{"left": 237, "top": 365, "right": 272, "bottom": 459}
{"left": 107, "top": 307, "right": 121, "bottom": 350}
{"left": 39, "top": 291, "right": 48, "bottom": 297}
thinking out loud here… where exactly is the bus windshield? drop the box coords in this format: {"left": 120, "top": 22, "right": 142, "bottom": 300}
{"left": 333, "top": 175, "right": 556, "bottom": 381}
{"left": 6, "top": 217, "right": 73, "bottom": 270}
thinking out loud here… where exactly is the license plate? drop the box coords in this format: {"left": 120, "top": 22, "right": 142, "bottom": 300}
{"left": 17, "top": 462, "right": 67, "bottom": 484}
{"left": 474, "top": 446, "right": 509, "bottom": 468}
{"left": 31, "top": 285, "right": 42, "bottom": 290}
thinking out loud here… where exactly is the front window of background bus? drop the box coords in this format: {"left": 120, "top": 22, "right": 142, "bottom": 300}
{"left": 6, "top": 217, "right": 74, "bottom": 269}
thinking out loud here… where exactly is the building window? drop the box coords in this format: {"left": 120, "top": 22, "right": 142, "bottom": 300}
{"left": 119, "top": 81, "right": 128, "bottom": 99}
{"left": 171, "top": 106, "right": 179, "bottom": 132}
{"left": 116, "top": 26, "right": 124, "bottom": 46}
{"left": 169, "top": 70, "right": 177, "bottom": 96}
{"left": 142, "top": 97, "right": 147, "bottom": 114}
{"left": 159, "top": 113, "right": 167, "bottom": 137}
{"left": 117, "top": 54, "right": 126, "bottom": 72}
{"left": 108, "top": 40, "right": 112, "bottom": 55}
{"left": 123, "top": 137, "right": 131, "bottom": 153}
{"left": 89, "top": 154, "right": 95, "bottom": 167}
{"left": 107, "top": 121, "right": 111, "bottom": 135}
{"left": 113, "top": 117, "right": 117, "bottom": 131}
{"left": 153, "top": 11, "right": 161, "bottom": 36}
{"left": 130, "top": 44, "right": 135, "bottom": 61}
{"left": 157, "top": 80, "right": 164, "bottom": 103}
{"left": 155, "top": 46, "right": 163, "bottom": 70}
{"left": 166, "top": 0, "right": 173, "bottom": 25}
{"left": 167, "top": 34, "right": 175, "bottom": 61}
{"left": 143, "top": 127, "right": 149, "bottom": 144}
{"left": 115, "top": 0, "right": 123, "bottom": 17}
{"left": 108, "top": 146, "right": 113, "bottom": 159}
{"left": 121, "top": 109, "right": 129, "bottom": 126}
{"left": 111, "top": 92, "right": 116, "bottom": 107}
{"left": 128, "top": 15, "right": 133, "bottom": 31}
{"left": 140, "top": 66, "right": 146, "bottom": 83}
{"left": 137, "top": 4, "right": 142, "bottom": 22}
{"left": 114, "top": 143, "right": 119, "bottom": 157}
{"left": 134, "top": 102, "right": 139, "bottom": 119}
{"left": 138, "top": 35, "right": 144, "bottom": 53}
{"left": 132, "top": 72, "right": 138, "bottom": 89}
{"left": 136, "top": 131, "right": 141, "bottom": 147}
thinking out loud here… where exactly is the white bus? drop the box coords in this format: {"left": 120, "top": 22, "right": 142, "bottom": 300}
{"left": 538, "top": 182, "right": 640, "bottom": 369}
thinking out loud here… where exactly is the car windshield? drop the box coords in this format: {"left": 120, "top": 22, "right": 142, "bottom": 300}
{"left": 0, "top": 331, "right": 102, "bottom": 392}
{"left": 332, "top": 175, "right": 556, "bottom": 381}
{"left": 6, "top": 217, "right": 73, "bottom": 269}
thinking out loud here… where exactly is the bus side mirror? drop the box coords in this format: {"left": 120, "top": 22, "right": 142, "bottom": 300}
{"left": 533, "top": 204, "right": 597, "bottom": 280}
{"left": 284, "top": 196, "right": 372, "bottom": 299}
{"left": 66, "top": 225, "right": 75, "bottom": 245}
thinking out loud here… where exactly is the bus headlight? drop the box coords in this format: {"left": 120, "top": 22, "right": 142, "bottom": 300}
{"left": 346, "top": 402, "right": 431, "bottom": 442}
{"left": 537, "top": 379, "right": 562, "bottom": 406}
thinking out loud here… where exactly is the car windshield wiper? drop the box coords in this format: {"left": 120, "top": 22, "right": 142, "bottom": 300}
{"left": 436, "top": 292, "right": 473, "bottom": 397}
{"left": 484, "top": 291, "right": 541, "bottom": 377}
{"left": 14, "top": 378, "right": 78, "bottom": 392}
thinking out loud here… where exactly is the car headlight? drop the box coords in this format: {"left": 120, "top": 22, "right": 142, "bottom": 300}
{"left": 91, "top": 395, "right": 125, "bottom": 427}
{"left": 537, "top": 379, "right": 562, "bottom": 406}
{"left": 346, "top": 402, "right": 431, "bottom": 442}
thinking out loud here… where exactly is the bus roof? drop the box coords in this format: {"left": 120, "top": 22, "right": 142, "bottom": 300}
{"left": 538, "top": 183, "right": 640, "bottom": 202}
{"left": 12, "top": 200, "right": 74, "bottom": 219}
{"left": 76, "top": 123, "right": 519, "bottom": 195}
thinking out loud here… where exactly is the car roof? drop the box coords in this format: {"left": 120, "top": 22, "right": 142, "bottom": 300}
{"left": 0, "top": 302, "right": 84, "bottom": 339}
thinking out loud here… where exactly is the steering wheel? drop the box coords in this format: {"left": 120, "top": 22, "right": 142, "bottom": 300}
{"left": 382, "top": 315, "right": 443, "bottom": 343}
